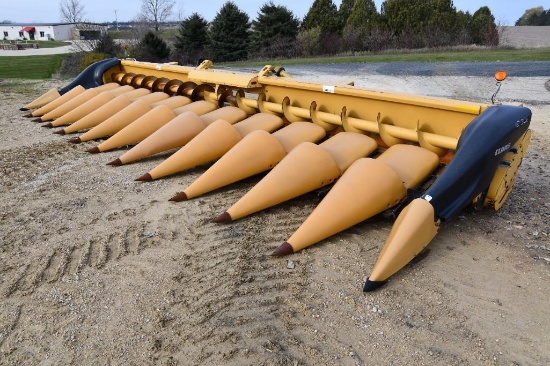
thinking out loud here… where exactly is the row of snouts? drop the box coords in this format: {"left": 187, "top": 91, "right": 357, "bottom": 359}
{"left": 22, "top": 81, "right": 442, "bottom": 291}
{"left": 22, "top": 72, "right": 458, "bottom": 155}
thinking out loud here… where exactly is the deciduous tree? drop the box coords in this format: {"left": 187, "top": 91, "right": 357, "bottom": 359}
{"left": 59, "top": 0, "right": 85, "bottom": 23}
{"left": 139, "top": 0, "right": 175, "bottom": 31}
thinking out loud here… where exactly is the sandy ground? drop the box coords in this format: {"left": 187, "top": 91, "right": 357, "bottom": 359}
{"left": 0, "top": 73, "right": 549, "bottom": 365}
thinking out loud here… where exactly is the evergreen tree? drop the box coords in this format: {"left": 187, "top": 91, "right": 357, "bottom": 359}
{"left": 346, "top": 0, "right": 378, "bottom": 30}
{"left": 133, "top": 31, "right": 171, "bottom": 62}
{"left": 381, "top": 0, "right": 460, "bottom": 47}
{"left": 209, "top": 1, "right": 250, "bottom": 62}
{"left": 302, "top": 0, "right": 340, "bottom": 34}
{"left": 455, "top": 10, "right": 473, "bottom": 44}
{"left": 174, "top": 13, "right": 208, "bottom": 64}
{"left": 93, "top": 32, "right": 123, "bottom": 57}
{"left": 251, "top": 1, "right": 300, "bottom": 56}
{"left": 339, "top": 0, "right": 356, "bottom": 28}
{"left": 470, "top": 6, "right": 498, "bottom": 45}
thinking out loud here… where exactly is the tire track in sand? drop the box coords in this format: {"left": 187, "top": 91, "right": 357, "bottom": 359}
{"left": 154, "top": 193, "right": 344, "bottom": 364}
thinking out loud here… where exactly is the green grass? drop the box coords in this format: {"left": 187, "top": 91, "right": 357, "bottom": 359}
{"left": 226, "top": 47, "right": 550, "bottom": 67}
{"left": 0, "top": 55, "right": 66, "bottom": 79}
{"left": 0, "top": 79, "right": 42, "bottom": 94}
{"left": 0, "top": 47, "right": 548, "bottom": 80}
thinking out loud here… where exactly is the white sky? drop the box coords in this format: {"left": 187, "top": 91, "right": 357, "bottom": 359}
{"left": 0, "top": 0, "right": 546, "bottom": 25}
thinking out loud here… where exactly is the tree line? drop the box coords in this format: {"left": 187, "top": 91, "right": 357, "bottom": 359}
{"left": 515, "top": 6, "right": 550, "bottom": 26}
{"left": 61, "top": 0, "right": 547, "bottom": 66}
{"left": 165, "top": 0, "right": 502, "bottom": 64}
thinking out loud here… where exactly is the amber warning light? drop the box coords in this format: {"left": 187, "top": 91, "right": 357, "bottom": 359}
{"left": 494, "top": 70, "right": 507, "bottom": 82}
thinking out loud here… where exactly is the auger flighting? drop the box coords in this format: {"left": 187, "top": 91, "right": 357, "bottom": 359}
{"left": 21, "top": 59, "right": 531, "bottom": 292}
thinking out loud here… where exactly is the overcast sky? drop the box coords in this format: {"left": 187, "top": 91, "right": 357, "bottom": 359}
{"left": 1, "top": 0, "right": 545, "bottom": 25}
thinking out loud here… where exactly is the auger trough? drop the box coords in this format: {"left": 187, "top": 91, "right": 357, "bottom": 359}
{"left": 21, "top": 58, "right": 532, "bottom": 292}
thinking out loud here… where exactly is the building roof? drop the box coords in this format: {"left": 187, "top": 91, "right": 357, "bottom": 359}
{"left": 0, "top": 22, "right": 106, "bottom": 27}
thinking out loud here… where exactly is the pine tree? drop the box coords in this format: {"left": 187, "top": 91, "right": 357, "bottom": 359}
{"left": 339, "top": 0, "right": 356, "bottom": 28}
{"left": 302, "top": 0, "right": 340, "bottom": 34}
{"left": 93, "top": 32, "right": 123, "bottom": 57}
{"left": 251, "top": 2, "right": 300, "bottom": 57}
{"left": 174, "top": 13, "right": 208, "bottom": 65}
{"left": 470, "top": 6, "right": 498, "bottom": 45}
{"left": 208, "top": 1, "right": 250, "bottom": 62}
{"left": 346, "top": 0, "right": 378, "bottom": 30}
{"left": 133, "top": 31, "right": 171, "bottom": 62}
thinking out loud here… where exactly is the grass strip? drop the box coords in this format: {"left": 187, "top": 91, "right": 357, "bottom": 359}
{"left": 0, "top": 55, "right": 66, "bottom": 79}
{"left": 226, "top": 47, "right": 550, "bottom": 67}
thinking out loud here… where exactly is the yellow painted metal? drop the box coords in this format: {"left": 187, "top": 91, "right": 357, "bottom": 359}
{"left": 39, "top": 84, "right": 122, "bottom": 122}
{"left": 198, "top": 106, "right": 248, "bottom": 125}
{"left": 146, "top": 119, "right": 245, "bottom": 179}
{"left": 40, "top": 88, "right": 102, "bottom": 121}
{"left": 189, "top": 69, "right": 261, "bottom": 89}
{"left": 272, "top": 121, "right": 327, "bottom": 153}
{"left": 50, "top": 91, "right": 119, "bottom": 127}
{"left": 283, "top": 144, "right": 440, "bottom": 253}
{"left": 63, "top": 92, "right": 175, "bottom": 134}
{"left": 223, "top": 132, "right": 377, "bottom": 221}
{"left": 117, "top": 111, "right": 206, "bottom": 165}
{"left": 23, "top": 88, "right": 61, "bottom": 110}
{"left": 97, "top": 102, "right": 234, "bottom": 153}
{"left": 118, "top": 110, "right": 280, "bottom": 166}
{"left": 118, "top": 87, "right": 152, "bottom": 99}
{"left": 232, "top": 113, "right": 284, "bottom": 137}
{"left": 320, "top": 132, "right": 378, "bottom": 172}
{"left": 173, "top": 101, "right": 218, "bottom": 116}
{"left": 96, "top": 105, "right": 178, "bottom": 152}
{"left": 377, "top": 144, "right": 440, "bottom": 189}
{"left": 94, "top": 63, "right": 489, "bottom": 153}
{"left": 150, "top": 95, "right": 191, "bottom": 109}
{"left": 368, "top": 198, "right": 438, "bottom": 282}
{"left": 30, "top": 85, "right": 85, "bottom": 117}
{"left": 182, "top": 122, "right": 326, "bottom": 199}
{"left": 79, "top": 99, "right": 155, "bottom": 142}
{"left": 485, "top": 129, "right": 532, "bottom": 210}
{"left": 224, "top": 142, "right": 340, "bottom": 221}
{"left": 286, "top": 158, "right": 407, "bottom": 253}
{"left": 132, "top": 91, "right": 170, "bottom": 104}
{"left": 106, "top": 85, "right": 135, "bottom": 96}
{"left": 115, "top": 60, "right": 197, "bottom": 83}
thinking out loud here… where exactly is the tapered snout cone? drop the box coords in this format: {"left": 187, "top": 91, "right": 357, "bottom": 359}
{"left": 76, "top": 93, "right": 186, "bottom": 143}
{"left": 116, "top": 107, "right": 249, "bottom": 165}
{"left": 142, "top": 119, "right": 247, "bottom": 180}
{"left": 23, "top": 88, "right": 61, "bottom": 110}
{"left": 63, "top": 92, "right": 179, "bottom": 135}
{"left": 182, "top": 122, "right": 327, "bottom": 201}
{"left": 29, "top": 85, "right": 85, "bottom": 118}
{"left": 275, "top": 144, "right": 441, "bottom": 256}
{"left": 39, "top": 85, "right": 121, "bottom": 122}
{"left": 215, "top": 132, "right": 377, "bottom": 223}
{"left": 92, "top": 105, "right": 178, "bottom": 153}
{"left": 92, "top": 100, "right": 221, "bottom": 153}
{"left": 276, "top": 158, "right": 407, "bottom": 255}
{"left": 49, "top": 91, "right": 119, "bottom": 127}
{"left": 364, "top": 198, "right": 438, "bottom": 292}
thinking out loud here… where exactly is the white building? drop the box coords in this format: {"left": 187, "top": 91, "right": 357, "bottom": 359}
{"left": 0, "top": 23, "right": 107, "bottom": 41}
